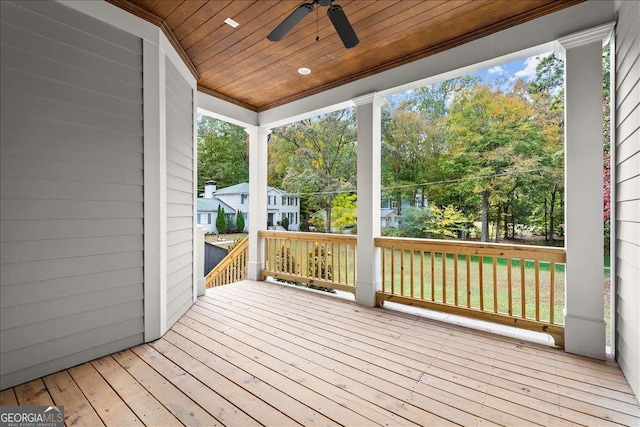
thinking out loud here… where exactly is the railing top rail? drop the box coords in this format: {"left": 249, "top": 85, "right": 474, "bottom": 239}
{"left": 375, "top": 236, "right": 566, "bottom": 262}
{"left": 259, "top": 230, "right": 357, "bottom": 244}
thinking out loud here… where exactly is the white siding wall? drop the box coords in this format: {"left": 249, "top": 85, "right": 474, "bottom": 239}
{"left": 165, "top": 59, "right": 194, "bottom": 327}
{"left": 217, "top": 194, "right": 245, "bottom": 215}
{"left": 0, "top": 1, "right": 144, "bottom": 389}
{"left": 614, "top": 0, "right": 640, "bottom": 399}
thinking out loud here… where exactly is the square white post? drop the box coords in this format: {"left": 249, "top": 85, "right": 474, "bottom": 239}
{"left": 354, "top": 93, "right": 384, "bottom": 307}
{"left": 247, "top": 126, "right": 270, "bottom": 280}
{"left": 557, "top": 22, "right": 614, "bottom": 359}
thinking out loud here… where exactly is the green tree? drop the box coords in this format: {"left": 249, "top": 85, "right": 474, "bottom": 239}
{"left": 400, "top": 205, "right": 470, "bottom": 239}
{"left": 382, "top": 101, "right": 431, "bottom": 214}
{"left": 331, "top": 192, "right": 357, "bottom": 233}
{"left": 198, "top": 115, "right": 248, "bottom": 191}
{"left": 445, "top": 85, "right": 544, "bottom": 242}
{"left": 281, "top": 216, "right": 289, "bottom": 231}
{"left": 216, "top": 205, "right": 226, "bottom": 234}
{"left": 235, "top": 212, "right": 245, "bottom": 233}
{"left": 271, "top": 109, "right": 357, "bottom": 232}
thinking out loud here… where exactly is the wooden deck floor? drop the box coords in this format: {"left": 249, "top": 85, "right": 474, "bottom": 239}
{"left": 1, "top": 280, "right": 639, "bottom": 426}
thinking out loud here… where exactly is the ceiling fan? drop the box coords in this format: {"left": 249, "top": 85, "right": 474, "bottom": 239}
{"left": 267, "top": 0, "right": 359, "bottom": 49}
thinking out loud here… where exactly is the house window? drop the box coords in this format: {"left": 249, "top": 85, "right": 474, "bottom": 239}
{"left": 207, "top": 213, "right": 212, "bottom": 224}
{"left": 241, "top": 194, "right": 248, "bottom": 204}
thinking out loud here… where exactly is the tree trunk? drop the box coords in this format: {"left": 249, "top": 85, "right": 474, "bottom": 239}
{"left": 503, "top": 204, "right": 509, "bottom": 240}
{"left": 481, "top": 190, "right": 490, "bottom": 242}
{"left": 544, "top": 197, "right": 548, "bottom": 241}
{"left": 549, "top": 185, "right": 557, "bottom": 245}
{"left": 325, "top": 195, "right": 333, "bottom": 233}
{"left": 494, "top": 206, "right": 501, "bottom": 243}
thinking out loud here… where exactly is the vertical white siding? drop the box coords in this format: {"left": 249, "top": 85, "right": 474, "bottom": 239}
{"left": 0, "top": 1, "right": 144, "bottom": 389}
{"left": 614, "top": 0, "right": 640, "bottom": 399}
{"left": 165, "top": 59, "right": 194, "bottom": 327}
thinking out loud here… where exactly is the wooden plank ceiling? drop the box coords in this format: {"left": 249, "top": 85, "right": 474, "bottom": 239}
{"left": 107, "top": 0, "right": 584, "bottom": 112}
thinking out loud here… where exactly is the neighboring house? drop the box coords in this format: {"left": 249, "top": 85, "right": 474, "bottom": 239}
{"left": 200, "top": 181, "right": 301, "bottom": 231}
{"left": 381, "top": 208, "right": 399, "bottom": 228}
{"left": 381, "top": 194, "right": 427, "bottom": 228}
{"left": 196, "top": 196, "right": 236, "bottom": 234}
{"left": 311, "top": 208, "right": 397, "bottom": 232}
{"left": 381, "top": 194, "right": 426, "bottom": 211}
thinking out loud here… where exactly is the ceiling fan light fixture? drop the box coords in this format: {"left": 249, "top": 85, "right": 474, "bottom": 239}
{"left": 267, "top": 1, "right": 358, "bottom": 49}
{"left": 298, "top": 67, "right": 311, "bottom": 75}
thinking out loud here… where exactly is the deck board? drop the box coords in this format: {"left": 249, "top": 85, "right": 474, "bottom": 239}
{"left": 42, "top": 371, "right": 105, "bottom": 427}
{"left": 2, "top": 280, "right": 639, "bottom": 427}
{"left": 90, "top": 355, "right": 181, "bottom": 427}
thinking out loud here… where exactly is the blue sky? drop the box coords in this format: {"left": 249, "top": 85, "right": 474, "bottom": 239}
{"left": 472, "top": 52, "right": 554, "bottom": 84}
{"left": 387, "top": 52, "right": 554, "bottom": 104}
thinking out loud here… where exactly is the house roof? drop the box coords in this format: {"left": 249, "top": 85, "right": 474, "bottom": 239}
{"left": 196, "top": 198, "right": 236, "bottom": 213}
{"left": 381, "top": 208, "right": 397, "bottom": 218}
{"left": 106, "top": 0, "right": 583, "bottom": 112}
{"left": 215, "top": 182, "right": 298, "bottom": 197}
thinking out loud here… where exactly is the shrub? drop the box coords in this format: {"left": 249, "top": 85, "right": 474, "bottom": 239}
{"left": 306, "top": 243, "right": 335, "bottom": 293}
{"left": 216, "top": 206, "right": 226, "bottom": 234}
{"left": 225, "top": 221, "right": 237, "bottom": 233}
{"left": 236, "top": 213, "right": 245, "bottom": 232}
{"left": 282, "top": 216, "right": 289, "bottom": 231}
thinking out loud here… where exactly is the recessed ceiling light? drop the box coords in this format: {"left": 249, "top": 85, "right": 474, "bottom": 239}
{"left": 298, "top": 67, "right": 311, "bottom": 75}
{"left": 224, "top": 18, "right": 239, "bottom": 28}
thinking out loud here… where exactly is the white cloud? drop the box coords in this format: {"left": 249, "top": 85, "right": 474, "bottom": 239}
{"left": 488, "top": 65, "right": 504, "bottom": 74}
{"left": 513, "top": 52, "right": 553, "bottom": 80}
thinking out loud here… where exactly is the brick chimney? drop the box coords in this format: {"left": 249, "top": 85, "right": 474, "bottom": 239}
{"left": 204, "top": 181, "right": 216, "bottom": 198}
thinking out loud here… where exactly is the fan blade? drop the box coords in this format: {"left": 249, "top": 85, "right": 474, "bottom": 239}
{"left": 267, "top": 3, "right": 314, "bottom": 41}
{"left": 327, "top": 4, "right": 359, "bottom": 48}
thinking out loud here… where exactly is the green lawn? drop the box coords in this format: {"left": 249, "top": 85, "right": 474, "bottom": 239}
{"left": 380, "top": 250, "right": 565, "bottom": 325}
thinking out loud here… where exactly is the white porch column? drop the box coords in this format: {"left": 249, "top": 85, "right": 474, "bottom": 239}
{"left": 247, "top": 125, "right": 270, "bottom": 280}
{"left": 557, "top": 23, "right": 614, "bottom": 359}
{"left": 354, "top": 93, "right": 385, "bottom": 307}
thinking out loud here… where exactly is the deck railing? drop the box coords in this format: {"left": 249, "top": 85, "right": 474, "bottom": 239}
{"left": 205, "top": 236, "right": 249, "bottom": 288}
{"left": 260, "top": 231, "right": 357, "bottom": 294}
{"left": 375, "top": 237, "right": 566, "bottom": 345}
{"left": 209, "top": 232, "right": 566, "bottom": 345}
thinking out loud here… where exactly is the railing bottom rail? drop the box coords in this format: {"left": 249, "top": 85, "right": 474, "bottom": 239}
{"left": 262, "top": 271, "right": 357, "bottom": 294}
{"left": 376, "top": 292, "right": 565, "bottom": 347}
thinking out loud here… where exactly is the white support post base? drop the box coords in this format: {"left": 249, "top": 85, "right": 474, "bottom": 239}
{"left": 354, "top": 93, "right": 384, "bottom": 307}
{"left": 564, "top": 313, "right": 607, "bottom": 359}
{"left": 557, "top": 22, "right": 614, "bottom": 360}
{"left": 247, "top": 126, "right": 270, "bottom": 281}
